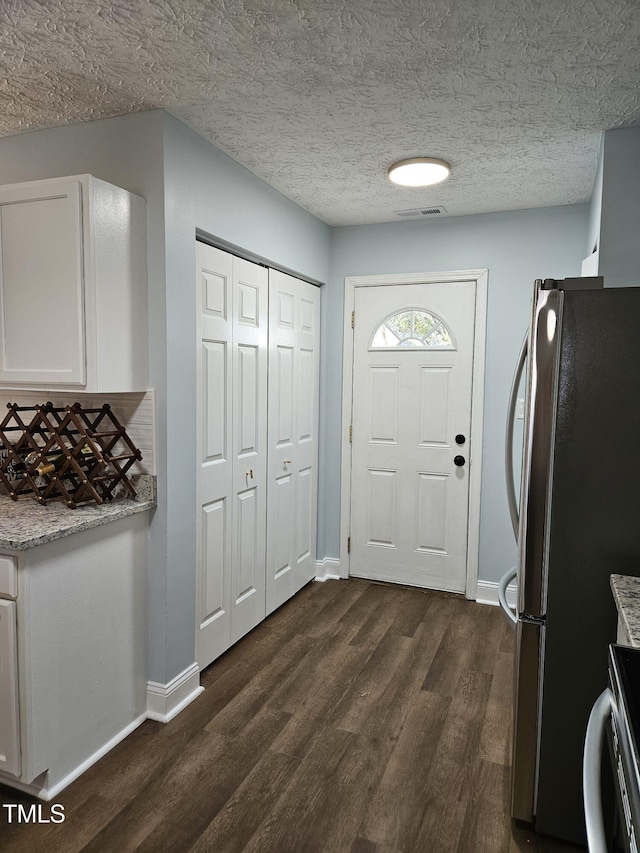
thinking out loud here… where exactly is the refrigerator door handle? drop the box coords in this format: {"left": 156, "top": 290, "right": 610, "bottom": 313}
{"left": 583, "top": 688, "right": 612, "bottom": 853}
{"left": 499, "top": 566, "right": 518, "bottom": 625}
{"left": 518, "top": 285, "right": 562, "bottom": 619}
{"left": 506, "top": 334, "right": 528, "bottom": 540}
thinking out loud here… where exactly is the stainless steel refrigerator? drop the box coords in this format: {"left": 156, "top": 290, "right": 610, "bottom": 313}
{"left": 500, "top": 277, "right": 640, "bottom": 845}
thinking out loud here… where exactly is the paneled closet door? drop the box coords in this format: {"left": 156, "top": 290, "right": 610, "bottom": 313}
{"left": 195, "top": 243, "right": 268, "bottom": 670}
{"left": 266, "top": 270, "right": 321, "bottom": 615}
{"left": 230, "top": 257, "right": 268, "bottom": 644}
{"left": 196, "top": 243, "right": 232, "bottom": 669}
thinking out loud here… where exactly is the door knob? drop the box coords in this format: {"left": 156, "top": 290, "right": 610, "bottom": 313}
{"left": 455, "top": 434, "right": 466, "bottom": 445}
{"left": 246, "top": 469, "right": 253, "bottom": 479}
{"left": 283, "top": 459, "right": 292, "bottom": 465}
{"left": 453, "top": 455, "right": 466, "bottom": 467}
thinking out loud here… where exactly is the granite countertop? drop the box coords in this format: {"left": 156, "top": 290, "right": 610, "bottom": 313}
{"left": 611, "top": 574, "right": 640, "bottom": 649}
{"left": 0, "top": 474, "right": 156, "bottom": 551}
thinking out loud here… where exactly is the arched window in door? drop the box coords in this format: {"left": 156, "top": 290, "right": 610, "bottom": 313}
{"left": 370, "top": 309, "right": 454, "bottom": 349}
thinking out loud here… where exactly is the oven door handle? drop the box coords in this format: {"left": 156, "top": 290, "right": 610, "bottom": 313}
{"left": 583, "top": 688, "right": 613, "bottom": 853}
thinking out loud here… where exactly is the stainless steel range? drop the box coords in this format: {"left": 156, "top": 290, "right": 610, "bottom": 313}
{"left": 584, "top": 645, "right": 640, "bottom": 853}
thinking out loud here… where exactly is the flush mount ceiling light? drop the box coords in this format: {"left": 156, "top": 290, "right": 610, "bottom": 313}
{"left": 387, "top": 157, "right": 451, "bottom": 187}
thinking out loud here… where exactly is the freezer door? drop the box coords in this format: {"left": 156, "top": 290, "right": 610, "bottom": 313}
{"left": 517, "top": 283, "right": 561, "bottom": 619}
{"left": 511, "top": 618, "right": 543, "bottom": 823}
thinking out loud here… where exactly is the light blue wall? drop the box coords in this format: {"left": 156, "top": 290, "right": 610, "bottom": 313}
{"left": 160, "top": 113, "right": 330, "bottom": 679}
{"left": 0, "top": 110, "right": 331, "bottom": 685}
{"left": 325, "top": 205, "right": 589, "bottom": 583}
{"left": 0, "top": 111, "right": 174, "bottom": 681}
{"left": 0, "top": 109, "right": 592, "bottom": 678}
{"left": 599, "top": 127, "right": 640, "bottom": 288}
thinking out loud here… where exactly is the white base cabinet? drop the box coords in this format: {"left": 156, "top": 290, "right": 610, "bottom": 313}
{"left": 0, "top": 514, "right": 149, "bottom": 800}
{"left": 0, "top": 174, "right": 148, "bottom": 392}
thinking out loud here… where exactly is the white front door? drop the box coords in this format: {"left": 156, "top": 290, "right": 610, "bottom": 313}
{"left": 266, "top": 269, "right": 320, "bottom": 614}
{"left": 195, "top": 243, "right": 268, "bottom": 669}
{"left": 349, "top": 281, "right": 476, "bottom": 592}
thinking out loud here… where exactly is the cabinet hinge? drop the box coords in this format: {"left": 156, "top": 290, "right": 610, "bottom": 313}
{"left": 351, "top": 311, "right": 355, "bottom": 329}
{"left": 349, "top": 425, "right": 352, "bottom": 442}
{"left": 347, "top": 536, "right": 351, "bottom": 554}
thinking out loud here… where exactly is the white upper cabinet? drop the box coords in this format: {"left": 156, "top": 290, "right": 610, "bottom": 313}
{"left": 0, "top": 175, "right": 148, "bottom": 392}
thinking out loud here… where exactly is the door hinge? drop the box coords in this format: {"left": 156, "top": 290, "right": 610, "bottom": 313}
{"left": 351, "top": 311, "right": 355, "bottom": 329}
{"left": 349, "top": 425, "right": 352, "bottom": 442}
{"left": 347, "top": 536, "right": 351, "bottom": 554}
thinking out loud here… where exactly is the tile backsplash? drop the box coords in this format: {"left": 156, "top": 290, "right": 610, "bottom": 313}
{"left": 0, "top": 390, "right": 156, "bottom": 475}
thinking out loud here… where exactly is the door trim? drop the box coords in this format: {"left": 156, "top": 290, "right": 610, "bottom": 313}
{"left": 339, "top": 269, "right": 488, "bottom": 600}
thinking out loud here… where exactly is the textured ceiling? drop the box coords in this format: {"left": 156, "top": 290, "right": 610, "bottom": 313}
{"left": 1, "top": 0, "right": 639, "bottom": 225}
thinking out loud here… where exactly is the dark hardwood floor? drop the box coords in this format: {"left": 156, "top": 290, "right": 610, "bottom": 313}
{"left": 0, "top": 578, "right": 584, "bottom": 852}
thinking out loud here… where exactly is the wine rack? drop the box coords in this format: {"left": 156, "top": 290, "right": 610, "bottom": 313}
{"left": 0, "top": 402, "right": 143, "bottom": 508}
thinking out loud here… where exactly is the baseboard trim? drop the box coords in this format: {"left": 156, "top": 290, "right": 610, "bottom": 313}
{"left": 1, "top": 713, "right": 148, "bottom": 801}
{"left": 0, "top": 773, "right": 47, "bottom": 800}
{"left": 315, "top": 564, "right": 516, "bottom": 609}
{"left": 315, "top": 557, "right": 344, "bottom": 582}
{"left": 476, "top": 579, "right": 517, "bottom": 608}
{"left": 146, "top": 662, "right": 204, "bottom": 723}
{"left": 1, "top": 666, "right": 204, "bottom": 801}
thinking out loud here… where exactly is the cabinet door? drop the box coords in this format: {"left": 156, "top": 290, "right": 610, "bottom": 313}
{"left": 0, "top": 599, "right": 21, "bottom": 777}
{"left": 0, "top": 179, "right": 86, "bottom": 386}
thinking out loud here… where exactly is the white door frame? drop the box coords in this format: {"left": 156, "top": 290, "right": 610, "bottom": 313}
{"left": 340, "top": 269, "right": 488, "bottom": 600}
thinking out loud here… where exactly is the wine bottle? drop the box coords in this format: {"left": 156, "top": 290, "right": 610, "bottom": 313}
{"left": 33, "top": 454, "right": 69, "bottom": 477}
{"left": 5, "top": 449, "right": 40, "bottom": 478}
{"left": 6, "top": 445, "right": 98, "bottom": 479}
{"left": 43, "top": 446, "right": 100, "bottom": 476}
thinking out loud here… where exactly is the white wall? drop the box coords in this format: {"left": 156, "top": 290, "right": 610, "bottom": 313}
{"left": 325, "top": 204, "right": 589, "bottom": 583}
{"left": 587, "top": 136, "right": 604, "bottom": 258}
{"left": 599, "top": 127, "right": 640, "bottom": 288}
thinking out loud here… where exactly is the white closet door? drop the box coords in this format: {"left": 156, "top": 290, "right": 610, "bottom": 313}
{"left": 195, "top": 244, "right": 268, "bottom": 669}
{"left": 196, "top": 243, "right": 233, "bottom": 668}
{"left": 230, "top": 257, "right": 268, "bottom": 644}
{"left": 266, "top": 270, "right": 321, "bottom": 615}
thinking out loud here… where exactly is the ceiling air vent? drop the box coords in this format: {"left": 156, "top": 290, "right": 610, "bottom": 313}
{"left": 394, "top": 206, "right": 447, "bottom": 218}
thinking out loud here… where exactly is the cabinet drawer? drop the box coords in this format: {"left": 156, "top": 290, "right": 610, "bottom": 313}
{"left": 0, "top": 555, "right": 17, "bottom": 599}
